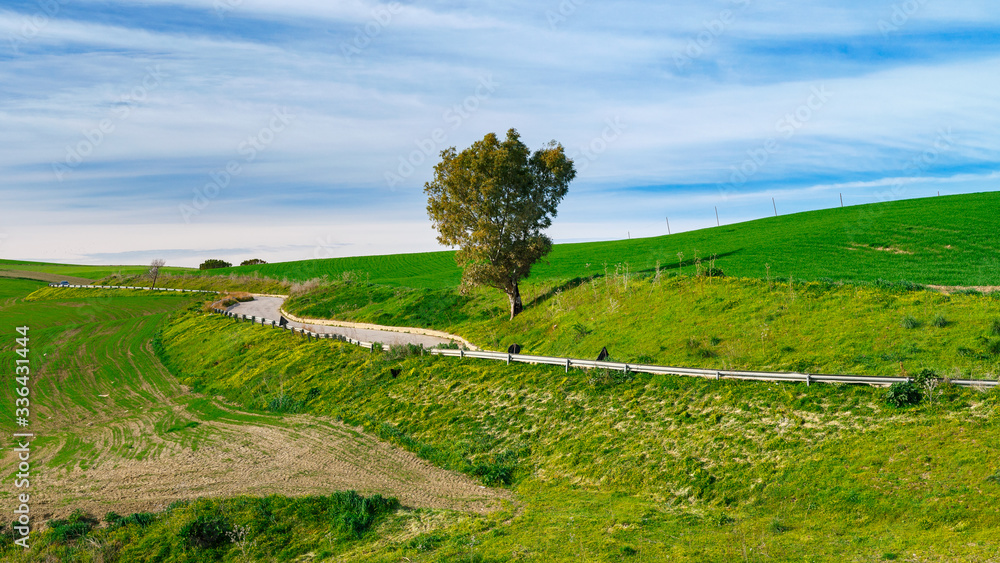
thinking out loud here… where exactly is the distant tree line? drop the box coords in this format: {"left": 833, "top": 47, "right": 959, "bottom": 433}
{"left": 198, "top": 258, "right": 267, "bottom": 270}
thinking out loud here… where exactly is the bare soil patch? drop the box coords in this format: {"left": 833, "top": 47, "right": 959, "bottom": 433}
{"left": 16, "top": 413, "right": 508, "bottom": 521}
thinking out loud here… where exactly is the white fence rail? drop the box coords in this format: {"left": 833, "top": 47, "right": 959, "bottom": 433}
{"left": 49, "top": 283, "right": 218, "bottom": 294}
{"left": 48, "top": 284, "right": 1000, "bottom": 390}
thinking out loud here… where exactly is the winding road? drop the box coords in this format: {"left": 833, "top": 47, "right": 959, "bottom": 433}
{"left": 227, "top": 295, "right": 468, "bottom": 348}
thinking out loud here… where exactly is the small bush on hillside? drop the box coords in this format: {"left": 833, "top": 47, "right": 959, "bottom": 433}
{"left": 901, "top": 315, "right": 921, "bottom": 329}
{"left": 47, "top": 510, "right": 99, "bottom": 542}
{"left": 699, "top": 267, "right": 725, "bottom": 278}
{"left": 932, "top": 314, "right": 949, "bottom": 328}
{"left": 328, "top": 491, "right": 400, "bottom": 538}
{"left": 240, "top": 258, "right": 267, "bottom": 266}
{"left": 106, "top": 511, "right": 155, "bottom": 530}
{"left": 885, "top": 381, "right": 922, "bottom": 407}
{"left": 267, "top": 394, "right": 303, "bottom": 413}
{"left": 179, "top": 514, "right": 232, "bottom": 549}
{"left": 199, "top": 259, "right": 232, "bottom": 270}
{"left": 991, "top": 319, "right": 1000, "bottom": 336}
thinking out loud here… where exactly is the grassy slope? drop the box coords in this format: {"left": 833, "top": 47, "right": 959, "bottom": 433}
{"left": 0, "top": 282, "right": 441, "bottom": 562}
{"left": 157, "top": 307, "right": 1000, "bottom": 562}
{"left": 0, "top": 258, "right": 194, "bottom": 281}
{"left": 285, "top": 275, "right": 1000, "bottom": 379}
{"left": 200, "top": 191, "right": 1000, "bottom": 288}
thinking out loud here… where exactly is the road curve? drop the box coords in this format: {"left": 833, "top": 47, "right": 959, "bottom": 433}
{"left": 228, "top": 296, "right": 462, "bottom": 348}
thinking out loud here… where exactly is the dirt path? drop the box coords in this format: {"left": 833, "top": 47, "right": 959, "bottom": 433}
{"left": 228, "top": 296, "right": 476, "bottom": 349}
{"left": 24, "top": 412, "right": 508, "bottom": 520}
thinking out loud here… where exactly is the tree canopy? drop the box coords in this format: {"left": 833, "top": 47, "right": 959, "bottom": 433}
{"left": 425, "top": 128, "right": 575, "bottom": 319}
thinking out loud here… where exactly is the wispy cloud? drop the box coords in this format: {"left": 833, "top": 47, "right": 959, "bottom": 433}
{"left": 1, "top": 1, "right": 998, "bottom": 266}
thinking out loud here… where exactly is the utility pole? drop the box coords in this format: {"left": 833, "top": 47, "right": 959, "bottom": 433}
{"left": 666, "top": 216, "right": 671, "bottom": 235}
{"left": 772, "top": 197, "right": 777, "bottom": 217}
{"left": 715, "top": 206, "right": 720, "bottom": 227}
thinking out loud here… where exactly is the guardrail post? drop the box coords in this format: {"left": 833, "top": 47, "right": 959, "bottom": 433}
{"left": 460, "top": 349, "right": 465, "bottom": 359}
{"left": 624, "top": 364, "right": 629, "bottom": 375}
{"left": 507, "top": 353, "right": 511, "bottom": 365}
{"left": 566, "top": 358, "right": 570, "bottom": 373}
{"left": 805, "top": 374, "right": 811, "bottom": 387}
{"left": 716, "top": 371, "right": 721, "bottom": 380}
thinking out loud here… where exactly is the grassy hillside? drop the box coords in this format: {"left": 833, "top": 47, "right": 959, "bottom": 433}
{"left": 155, "top": 306, "right": 1000, "bottom": 561}
{"left": 284, "top": 274, "right": 1000, "bottom": 380}
{"left": 198, "top": 191, "right": 1000, "bottom": 288}
{"left": 0, "top": 258, "right": 194, "bottom": 281}
{"left": 0, "top": 282, "right": 502, "bottom": 561}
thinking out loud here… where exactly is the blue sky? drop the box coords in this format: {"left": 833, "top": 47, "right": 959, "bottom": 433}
{"left": 1, "top": 0, "right": 998, "bottom": 267}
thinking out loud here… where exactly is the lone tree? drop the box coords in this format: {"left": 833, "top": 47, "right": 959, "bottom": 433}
{"left": 425, "top": 128, "right": 575, "bottom": 319}
{"left": 148, "top": 259, "right": 166, "bottom": 290}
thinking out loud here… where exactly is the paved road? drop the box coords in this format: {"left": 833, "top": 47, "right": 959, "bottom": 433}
{"left": 228, "top": 296, "right": 457, "bottom": 348}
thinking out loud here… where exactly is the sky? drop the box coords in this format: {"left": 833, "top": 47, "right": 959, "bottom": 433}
{"left": 1, "top": 0, "right": 998, "bottom": 267}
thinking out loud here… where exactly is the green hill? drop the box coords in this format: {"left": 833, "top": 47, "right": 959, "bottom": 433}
{"left": 193, "top": 191, "right": 1000, "bottom": 288}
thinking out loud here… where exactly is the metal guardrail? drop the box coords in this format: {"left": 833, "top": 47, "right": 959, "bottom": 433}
{"left": 48, "top": 283, "right": 218, "bottom": 293}
{"left": 49, "top": 284, "right": 1000, "bottom": 390}
{"left": 425, "top": 348, "right": 998, "bottom": 389}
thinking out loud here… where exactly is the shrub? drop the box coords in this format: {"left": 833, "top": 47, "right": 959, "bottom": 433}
{"left": 471, "top": 450, "right": 518, "bottom": 486}
{"left": 932, "top": 314, "right": 948, "bottom": 328}
{"left": 48, "top": 509, "right": 99, "bottom": 542}
{"left": 199, "top": 259, "right": 232, "bottom": 270}
{"left": 901, "top": 315, "right": 921, "bottom": 329}
{"left": 268, "top": 394, "right": 303, "bottom": 413}
{"left": 106, "top": 511, "right": 155, "bottom": 530}
{"left": 240, "top": 258, "right": 267, "bottom": 266}
{"left": 885, "top": 381, "right": 922, "bottom": 407}
{"left": 328, "top": 491, "right": 400, "bottom": 538}
{"left": 991, "top": 319, "right": 1000, "bottom": 336}
{"left": 179, "top": 514, "right": 232, "bottom": 549}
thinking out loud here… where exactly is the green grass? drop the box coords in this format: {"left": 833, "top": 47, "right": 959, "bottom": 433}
{"left": 0, "top": 258, "right": 194, "bottom": 281}
{"left": 1, "top": 493, "right": 402, "bottom": 562}
{"left": 285, "top": 275, "right": 1000, "bottom": 380}
{"left": 151, "top": 305, "right": 1000, "bottom": 561}
{"left": 194, "top": 191, "right": 1000, "bottom": 288}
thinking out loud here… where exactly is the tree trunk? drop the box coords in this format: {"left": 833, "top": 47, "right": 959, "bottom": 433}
{"left": 150, "top": 271, "right": 159, "bottom": 290}
{"left": 507, "top": 283, "right": 523, "bottom": 320}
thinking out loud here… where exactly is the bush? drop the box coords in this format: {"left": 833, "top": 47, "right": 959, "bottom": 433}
{"left": 48, "top": 509, "right": 99, "bottom": 543}
{"left": 991, "top": 319, "right": 1000, "bottom": 336}
{"left": 901, "top": 315, "right": 921, "bottom": 329}
{"left": 268, "top": 394, "right": 303, "bottom": 413}
{"left": 199, "top": 259, "right": 232, "bottom": 270}
{"left": 240, "top": 258, "right": 267, "bottom": 266}
{"left": 885, "top": 381, "right": 922, "bottom": 407}
{"left": 471, "top": 450, "right": 518, "bottom": 486}
{"left": 179, "top": 514, "right": 232, "bottom": 549}
{"left": 932, "top": 314, "right": 948, "bottom": 328}
{"left": 106, "top": 511, "right": 156, "bottom": 530}
{"left": 328, "top": 491, "right": 400, "bottom": 538}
